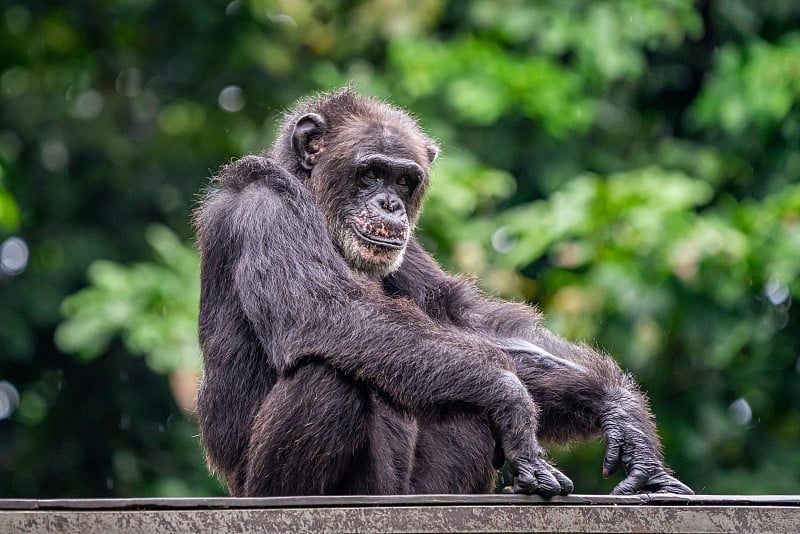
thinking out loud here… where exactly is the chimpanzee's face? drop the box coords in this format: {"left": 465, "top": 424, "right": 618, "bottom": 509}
{"left": 299, "top": 118, "right": 434, "bottom": 276}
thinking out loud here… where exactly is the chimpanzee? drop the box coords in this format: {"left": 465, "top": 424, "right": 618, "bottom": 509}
{"left": 193, "top": 88, "right": 692, "bottom": 497}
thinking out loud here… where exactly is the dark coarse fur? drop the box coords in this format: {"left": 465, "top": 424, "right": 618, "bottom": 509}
{"left": 194, "top": 88, "right": 693, "bottom": 497}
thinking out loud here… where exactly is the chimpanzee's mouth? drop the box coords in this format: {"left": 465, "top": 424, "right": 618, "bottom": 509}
{"left": 351, "top": 226, "right": 405, "bottom": 249}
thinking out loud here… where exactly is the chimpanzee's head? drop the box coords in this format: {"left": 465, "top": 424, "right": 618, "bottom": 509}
{"left": 274, "top": 88, "right": 438, "bottom": 276}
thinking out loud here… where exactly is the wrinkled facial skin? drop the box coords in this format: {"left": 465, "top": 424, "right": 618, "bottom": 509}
{"left": 343, "top": 153, "right": 424, "bottom": 275}
{"left": 291, "top": 108, "right": 435, "bottom": 277}
{"left": 314, "top": 151, "right": 426, "bottom": 277}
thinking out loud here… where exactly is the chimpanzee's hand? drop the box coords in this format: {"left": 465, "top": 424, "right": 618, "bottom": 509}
{"left": 602, "top": 418, "right": 693, "bottom": 495}
{"left": 506, "top": 453, "right": 574, "bottom": 497}
{"left": 492, "top": 371, "right": 574, "bottom": 497}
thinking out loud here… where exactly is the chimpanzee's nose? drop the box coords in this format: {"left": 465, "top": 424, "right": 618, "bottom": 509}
{"left": 381, "top": 197, "right": 402, "bottom": 213}
{"left": 371, "top": 195, "right": 405, "bottom": 216}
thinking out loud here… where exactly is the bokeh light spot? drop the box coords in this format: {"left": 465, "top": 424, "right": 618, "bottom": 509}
{"left": 491, "top": 226, "right": 515, "bottom": 254}
{"left": 0, "top": 381, "right": 20, "bottom": 420}
{"left": 40, "top": 140, "right": 69, "bottom": 172}
{"left": 73, "top": 89, "right": 105, "bottom": 119}
{"left": 116, "top": 68, "right": 143, "bottom": 97}
{"left": 225, "top": 1, "right": 241, "bottom": 16}
{"left": 764, "top": 276, "right": 790, "bottom": 306}
{"left": 1, "top": 236, "right": 29, "bottom": 275}
{"left": 218, "top": 85, "right": 245, "bottom": 113}
{"left": 729, "top": 397, "right": 752, "bottom": 426}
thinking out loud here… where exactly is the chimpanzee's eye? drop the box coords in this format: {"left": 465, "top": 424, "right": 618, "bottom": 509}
{"left": 364, "top": 169, "right": 376, "bottom": 180}
{"left": 397, "top": 175, "right": 408, "bottom": 187}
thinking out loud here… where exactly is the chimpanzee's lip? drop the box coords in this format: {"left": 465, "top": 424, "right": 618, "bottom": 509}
{"left": 351, "top": 226, "right": 405, "bottom": 249}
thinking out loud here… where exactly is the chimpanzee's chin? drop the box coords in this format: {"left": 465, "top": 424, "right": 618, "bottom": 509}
{"left": 344, "top": 239, "right": 404, "bottom": 277}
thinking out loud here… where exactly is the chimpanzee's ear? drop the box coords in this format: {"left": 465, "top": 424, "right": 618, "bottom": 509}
{"left": 426, "top": 141, "right": 440, "bottom": 164}
{"left": 292, "top": 113, "right": 326, "bottom": 170}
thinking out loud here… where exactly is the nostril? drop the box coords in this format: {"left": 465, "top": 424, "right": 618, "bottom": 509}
{"left": 387, "top": 199, "right": 404, "bottom": 214}
{"left": 372, "top": 195, "right": 404, "bottom": 215}
{"left": 379, "top": 198, "right": 396, "bottom": 212}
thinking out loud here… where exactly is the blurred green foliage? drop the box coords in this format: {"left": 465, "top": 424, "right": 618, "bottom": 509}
{"left": 55, "top": 225, "right": 200, "bottom": 374}
{"left": 1, "top": 0, "right": 798, "bottom": 497}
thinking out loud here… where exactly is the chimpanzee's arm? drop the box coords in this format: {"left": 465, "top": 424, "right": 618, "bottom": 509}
{"left": 386, "top": 239, "right": 693, "bottom": 495}
{"left": 500, "top": 332, "right": 692, "bottom": 494}
{"left": 195, "top": 156, "right": 572, "bottom": 497}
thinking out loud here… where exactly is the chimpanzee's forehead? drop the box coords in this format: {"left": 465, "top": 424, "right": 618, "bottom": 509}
{"left": 342, "top": 119, "right": 429, "bottom": 164}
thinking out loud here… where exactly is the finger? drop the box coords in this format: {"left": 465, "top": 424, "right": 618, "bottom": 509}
{"left": 508, "top": 463, "right": 536, "bottom": 494}
{"left": 549, "top": 465, "right": 574, "bottom": 496}
{"left": 510, "top": 463, "right": 537, "bottom": 494}
{"left": 610, "top": 468, "right": 648, "bottom": 495}
{"left": 655, "top": 480, "right": 694, "bottom": 495}
{"left": 602, "top": 431, "right": 623, "bottom": 478}
{"left": 644, "top": 472, "right": 694, "bottom": 495}
{"left": 534, "top": 468, "right": 562, "bottom": 498}
{"left": 511, "top": 462, "right": 561, "bottom": 497}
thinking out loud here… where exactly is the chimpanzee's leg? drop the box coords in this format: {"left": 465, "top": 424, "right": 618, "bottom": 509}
{"left": 243, "top": 362, "right": 368, "bottom": 496}
{"left": 243, "top": 362, "right": 415, "bottom": 496}
{"left": 411, "top": 414, "right": 499, "bottom": 494}
{"left": 345, "top": 393, "right": 418, "bottom": 495}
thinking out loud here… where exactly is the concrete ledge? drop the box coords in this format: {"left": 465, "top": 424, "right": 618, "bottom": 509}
{"left": 2, "top": 494, "right": 799, "bottom": 533}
